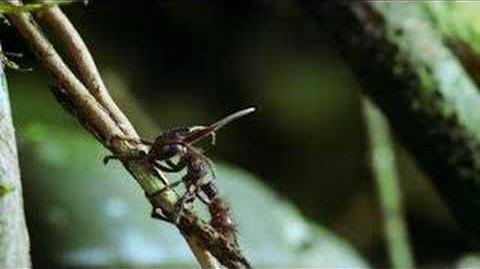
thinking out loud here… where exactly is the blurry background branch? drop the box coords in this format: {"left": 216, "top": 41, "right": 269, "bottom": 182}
{"left": 0, "top": 42, "right": 31, "bottom": 268}
{"left": 4, "top": 1, "right": 250, "bottom": 268}
{"left": 363, "top": 98, "right": 414, "bottom": 268}
{"left": 4, "top": 1, "right": 480, "bottom": 268}
{"left": 304, "top": 1, "right": 480, "bottom": 239}
{"left": 423, "top": 2, "right": 480, "bottom": 89}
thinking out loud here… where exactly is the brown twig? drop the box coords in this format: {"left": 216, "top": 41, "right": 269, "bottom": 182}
{"left": 5, "top": 0, "right": 119, "bottom": 144}
{"left": 4, "top": 1, "right": 251, "bottom": 268}
{"left": 35, "top": 3, "right": 136, "bottom": 137}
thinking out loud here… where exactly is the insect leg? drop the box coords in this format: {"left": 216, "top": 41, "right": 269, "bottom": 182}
{"left": 173, "top": 184, "right": 198, "bottom": 224}
{"left": 166, "top": 159, "right": 187, "bottom": 171}
{"left": 147, "top": 178, "right": 184, "bottom": 199}
{"left": 103, "top": 154, "right": 144, "bottom": 165}
{"left": 153, "top": 159, "right": 186, "bottom": 173}
{"left": 166, "top": 179, "right": 184, "bottom": 190}
{"left": 151, "top": 207, "right": 173, "bottom": 223}
{"left": 144, "top": 179, "right": 184, "bottom": 219}
{"left": 196, "top": 191, "right": 211, "bottom": 205}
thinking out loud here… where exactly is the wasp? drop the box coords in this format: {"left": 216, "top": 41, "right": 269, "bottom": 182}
{"left": 104, "top": 107, "right": 255, "bottom": 228}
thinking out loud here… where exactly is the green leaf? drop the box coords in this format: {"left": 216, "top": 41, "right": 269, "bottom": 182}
{"left": 456, "top": 254, "right": 480, "bottom": 268}
{"left": 0, "top": 52, "right": 32, "bottom": 72}
{"left": 0, "top": 183, "right": 15, "bottom": 197}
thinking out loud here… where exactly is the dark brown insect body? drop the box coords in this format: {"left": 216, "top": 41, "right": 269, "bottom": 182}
{"left": 104, "top": 107, "right": 254, "bottom": 241}
{"left": 201, "top": 182, "right": 237, "bottom": 243}
{"left": 156, "top": 147, "right": 214, "bottom": 224}
{"left": 161, "top": 153, "right": 237, "bottom": 242}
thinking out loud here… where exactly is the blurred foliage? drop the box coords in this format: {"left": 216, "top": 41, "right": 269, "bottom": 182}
{"left": 0, "top": 183, "right": 14, "bottom": 197}
{"left": 456, "top": 253, "right": 480, "bottom": 269}
{"left": 9, "top": 59, "right": 368, "bottom": 267}
{"left": 19, "top": 115, "right": 368, "bottom": 268}
{"left": 3, "top": 1, "right": 480, "bottom": 268}
{"left": 0, "top": 52, "right": 32, "bottom": 72}
{"left": 424, "top": 2, "right": 480, "bottom": 52}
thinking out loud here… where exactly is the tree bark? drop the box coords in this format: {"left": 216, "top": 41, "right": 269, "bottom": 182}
{"left": 0, "top": 42, "right": 31, "bottom": 267}
{"left": 304, "top": 2, "right": 480, "bottom": 239}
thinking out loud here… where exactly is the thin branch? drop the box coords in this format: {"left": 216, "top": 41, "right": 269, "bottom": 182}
{"left": 5, "top": 1, "right": 250, "bottom": 268}
{"left": 35, "top": 3, "right": 137, "bottom": 137}
{"left": 6, "top": 0, "right": 120, "bottom": 143}
{"left": 186, "top": 236, "right": 222, "bottom": 269}
{"left": 363, "top": 98, "right": 414, "bottom": 269}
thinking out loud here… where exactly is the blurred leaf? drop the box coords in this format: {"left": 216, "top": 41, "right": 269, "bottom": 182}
{"left": 456, "top": 253, "right": 480, "bottom": 268}
{"left": 0, "top": 52, "right": 32, "bottom": 72}
{"left": 0, "top": 183, "right": 14, "bottom": 197}
{"left": 424, "top": 2, "right": 480, "bottom": 51}
{"left": 21, "top": 126, "right": 369, "bottom": 268}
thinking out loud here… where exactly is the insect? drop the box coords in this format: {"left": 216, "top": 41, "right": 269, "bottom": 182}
{"left": 200, "top": 181, "right": 237, "bottom": 244}
{"left": 104, "top": 107, "right": 255, "bottom": 226}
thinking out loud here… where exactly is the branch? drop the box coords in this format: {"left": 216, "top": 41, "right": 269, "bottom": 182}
{"left": 421, "top": 2, "right": 480, "bottom": 90}
{"left": 5, "top": 1, "right": 251, "bottom": 268}
{"left": 5, "top": 0, "right": 120, "bottom": 143}
{"left": 303, "top": 2, "right": 480, "bottom": 239}
{"left": 363, "top": 98, "right": 414, "bottom": 268}
{"left": 35, "top": 3, "right": 136, "bottom": 136}
{"left": 0, "top": 41, "right": 31, "bottom": 268}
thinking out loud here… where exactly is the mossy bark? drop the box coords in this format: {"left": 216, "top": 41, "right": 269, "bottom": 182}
{"left": 0, "top": 43, "right": 31, "bottom": 267}
{"left": 305, "top": 2, "right": 480, "bottom": 239}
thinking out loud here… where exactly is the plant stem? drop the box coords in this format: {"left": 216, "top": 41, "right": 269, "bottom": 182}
{"left": 4, "top": 1, "right": 250, "bottom": 268}
{"left": 36, "top": 3, "right": 136, "bottom": 136}
{"left": 363, "top": 98, "right": 414, "bottom": 269}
